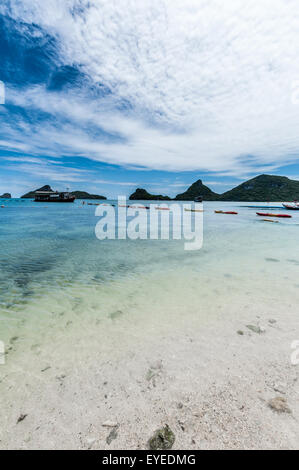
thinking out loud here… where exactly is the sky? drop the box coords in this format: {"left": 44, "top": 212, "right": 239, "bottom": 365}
{"left": 1, "top": 0, "right": 299, "bottom": 198}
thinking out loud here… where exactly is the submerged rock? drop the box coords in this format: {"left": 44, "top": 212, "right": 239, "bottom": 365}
{"left": 106, "top": 427, "right": 118, "bottom": 445}
{"left": 246, "top": 324, "right": 265, "bottom": 334}
{"left": 17, "top": 413, "right": 27, "bottom": 423}
{"left": 268, "top": 396, "right": 291, "bottom": 413}
{"left": 10, "top": 336, "right": 19, "bottom": 343}
{"left": 148, "top": 424, "right": 175, "bottom": 450}
{"left": 146, "top": 369, "right": 157, "bottom": 381}
{"left": 109, "top": 310, "right": 123, "bottom": 320}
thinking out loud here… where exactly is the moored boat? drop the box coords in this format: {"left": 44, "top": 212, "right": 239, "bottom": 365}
{"left": 261, "top": 218, "right": 279, "bottom": 223}
{"left": 184, "top": 208, "right": 204, "bottom": 212}
{"left": 215, "top": 210, "right": 238, "bottom": 215}
{"left": 34, "top": 190, "right": 75, "bottom": 202}
{"left": 256, "top": 212, "right": 292, "bottom": 218}
{"left": 282, "top": 202, "right": 299, "bottom": 210}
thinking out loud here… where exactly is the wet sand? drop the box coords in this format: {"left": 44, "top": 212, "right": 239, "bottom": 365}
{"left": 1, "top": 268, "right": 299, "bottom": 450}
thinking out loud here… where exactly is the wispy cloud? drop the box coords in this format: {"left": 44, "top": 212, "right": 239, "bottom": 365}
{"left": 1, "top": 0, "right": 299, "bottom": 177}
{"left": 3, "top": 159, "right": 94, "bottom": 183}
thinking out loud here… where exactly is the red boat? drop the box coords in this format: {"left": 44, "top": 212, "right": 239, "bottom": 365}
{"left": 256, "top": 212, "right": 292, "bottom": 218}
{"left": 215, "top": 210, "right": 238, "bottom": 215}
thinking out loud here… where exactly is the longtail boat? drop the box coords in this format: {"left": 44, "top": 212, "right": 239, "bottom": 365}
{"left": 256, "top": 212, "right": 292, "bottom": 218}
{"left": 215, "top": 210, "right": 238, "bottom": 215}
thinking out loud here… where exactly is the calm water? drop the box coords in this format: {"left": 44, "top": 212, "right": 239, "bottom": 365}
{"left": 1, "top": 198, "right": 299, "bottom": 341}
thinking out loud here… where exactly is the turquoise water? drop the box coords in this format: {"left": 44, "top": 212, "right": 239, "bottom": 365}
{"left": 1, "top": 198, "right": 299, "bottom": 451}
{"left": 0, "top": 198, "right": 299, "bottom": 336}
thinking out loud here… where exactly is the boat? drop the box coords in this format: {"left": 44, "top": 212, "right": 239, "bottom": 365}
{"left": 34, "top": 190, "right": 75, "bottom": 203}
{"left": 256, "top": 212, "right": 292, "bottom": 218}
{"left": 282, "top": 202, "right": 299, "bottom": 210}
{"left": 184, "top": 208, "right": 204, "bottom": 212}
{"left": 261, "top": 219, "right": 279, "bottom": 223}
{"left": 194, "top": 196, "right": 203, "bottom": 203}
{"left": 215, "top": 210, "right": 238, "bottom": 214}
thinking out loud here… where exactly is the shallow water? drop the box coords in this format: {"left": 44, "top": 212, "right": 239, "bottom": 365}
{"left": 0, "top": 198, "right": 299, "bottom": 344}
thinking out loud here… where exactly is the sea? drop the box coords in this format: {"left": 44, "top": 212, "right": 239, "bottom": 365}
{"left": 0, "top": 198, "right": 299, "bottom": 356}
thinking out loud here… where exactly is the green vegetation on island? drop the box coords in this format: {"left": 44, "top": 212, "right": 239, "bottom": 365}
{"left": 219, "top": 175, "right": 299, "bottom": 202}
{"left": 172, "top": 174, "right": 299, "bottom": 201}
{"left": 21, "top": 185, "right": 52, "bottom": 198}
{"left": 174, "top": 179, "right": 220, "bottom": 201}
{"left": 69, "top": 191, "right": 106, "bottom": 200}
{"left": 0, "top": 193, "right": 11, "bottom": 198}
{"left": 129, "top": 188, "right": 171, "bottom": 201}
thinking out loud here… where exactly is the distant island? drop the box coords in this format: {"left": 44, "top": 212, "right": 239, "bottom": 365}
{"left": 129, "top": 175, "right": 299, "bottom": 202}
{"left": 70, "top": 191, "right": 106, "bottom": 200}
{"left": 0, "top": 193, "right": 11, "bottom": 198}
{"left": 175, "top": 179, "right": 219, "bottom": 201}
{"left": 219, "top": 174, "right": 299, "bottom": 201}
{"left": 129, "top": 188, "right": 171, "bottom": 201}
{"left": 16, "top": 174, "right": 299, "bottom": 202}
{"left": 21, "top": 185, "right": 106, "bottom": 200}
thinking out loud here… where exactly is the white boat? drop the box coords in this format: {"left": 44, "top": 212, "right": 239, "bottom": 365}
{"left": 282, "top": 202, "right": 299, "bottom": 210}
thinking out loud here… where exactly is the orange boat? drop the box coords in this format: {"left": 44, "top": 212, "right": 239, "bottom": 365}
{"left": 256, "top": 212, "right": 292, "bottom": 218}
{"left": 184, "top": 208, "right": 204, "bottom": 212}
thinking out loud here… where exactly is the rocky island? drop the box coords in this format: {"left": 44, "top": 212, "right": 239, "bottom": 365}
{"left": 219, "top": 174, "right": 299, "bottom": 201}
{"left": 0, "top": 193, "right": 11, "bottom": 198}
{"left": 129, "top": 188, "right": 171, "bottom": 200}
{"left": 129, "top": 175, "right": 299, "bottom": 202}
{"left": 175, "top": 179, "right": 220, "bottom": 201}
{"left": 69, "top": 191, "right": 106, "bottom": 200}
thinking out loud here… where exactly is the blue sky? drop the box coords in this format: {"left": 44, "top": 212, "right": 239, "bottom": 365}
{"left": 1, "top": 0, "right": 299, "bottom": 197}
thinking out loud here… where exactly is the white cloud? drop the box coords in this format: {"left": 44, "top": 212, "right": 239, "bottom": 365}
{"left": 3, "top": 159, "right": 94, "bottom": 183}
{"left": 2, "top": 0, "right": 299, "bottom": 175}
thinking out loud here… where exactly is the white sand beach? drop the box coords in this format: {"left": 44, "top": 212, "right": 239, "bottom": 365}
{"left": 1, "top": 263, "right": 298, "bottom": 450}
